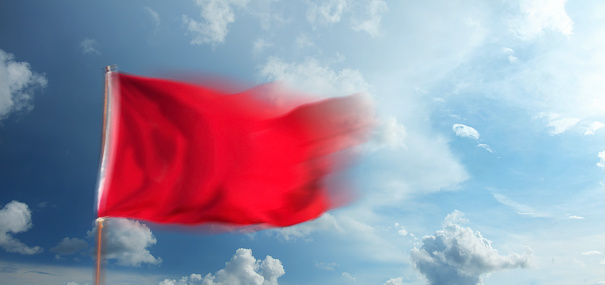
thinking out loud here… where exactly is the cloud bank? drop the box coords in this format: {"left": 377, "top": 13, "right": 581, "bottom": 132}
{"left": 159, "top": 248, "right": 284, "bottom": 285}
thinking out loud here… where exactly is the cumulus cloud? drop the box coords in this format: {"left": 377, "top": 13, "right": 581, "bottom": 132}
{"left": 410, "top": 210, "right": 530, "bottom": 285}
{"left": 88, "top": 219, "right": 161, "bottom": 266}
{"left": 80, "top": 38, "right": 100, "bottom": 55}
{"left": 510, "top": 0, "right": 573, "bottom": 40}
{"left": 0, "top": 49, "right": 47, "bottom": 120}
{"left": 306, "top": 0, "right": 349, "bottom": 26}
{"left": 51, "top": 237, "right": 88, "bottom": 256}
{"left": 183, "top": 0, "right": 248, "bottom": 45}
{"left": 351, "top": 0, "right": 388, "bottom": 37}
{"left": 259, "top": 57, "right": 369, "bottom": 97}
{"left": 0, "top": 201, "right": 42, "bottom": 255}
{"left": 535, "top": 112, "right": 580, "bottom": 135}
{"left": 452, "top": 124, "right": 480, "bottom": 140}
{"left": 160, "top": 248, "right": 284, "bottom": 285}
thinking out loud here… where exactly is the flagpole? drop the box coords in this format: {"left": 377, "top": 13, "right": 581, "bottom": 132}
{"left": 94, "top": 65, "right": 116, "bottom": 285}
{"left": 94, "top": 217, "right": 106, "bottom": 285}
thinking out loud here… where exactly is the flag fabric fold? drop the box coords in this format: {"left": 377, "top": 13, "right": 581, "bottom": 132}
{"left": 97, "top": 72, "right": 373, "bottom": 227}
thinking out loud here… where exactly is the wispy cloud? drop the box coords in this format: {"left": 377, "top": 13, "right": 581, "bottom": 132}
{"left": 384, "top": 277, "right": 405, "bottom": 285}
{"left": 596, "top": 151, "right": 605, "bottom": 169}
{"left": 145, "top": 7, "right": 160, "bottom": 28}
{"left": 252, "top": 37, "right": 273, "bottom": 55}
{"left": 584, "top": 121, "right": 605, "bottom": 135}
{"left": 183, "top": 0, "right": 248, "bottom": 45}
{"left": 306, "top": 0, "right": 349, "bottom": 26}
{"left": 259, "top": 56, "right": 369, "bottom": 97}
{"left": 79, "top": 38, "right": 100, "bottom": 55}
{"left": 342, "top": 272, "right": 356, "bottom": 281}
{"left": 510, "top": 0, "right": 573, "bottom": 40}
{"left": 535, "top": 112, "right": 580, "bottom": 135}
{"left": 492, "top": 193, "right": 549, "bottom": 218}
{"left": 351, "top": 0, "right": 388, "bottom": 37}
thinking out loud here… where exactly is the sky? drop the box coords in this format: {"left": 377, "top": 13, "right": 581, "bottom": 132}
{"left": 1, "top": 0, "right": 605, "bottom": 284}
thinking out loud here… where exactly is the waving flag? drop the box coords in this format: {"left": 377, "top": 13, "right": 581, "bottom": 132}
{"left": 96, "top": 68, "right": 373, "bottom": 227}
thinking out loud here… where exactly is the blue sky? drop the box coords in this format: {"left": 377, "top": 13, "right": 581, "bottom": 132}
{"left": 1, "top": 0, "right": 605, "bottom": 284}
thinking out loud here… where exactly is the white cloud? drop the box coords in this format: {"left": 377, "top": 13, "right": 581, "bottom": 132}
{"left": 50, "top": 237, "right": 88, "bottom": 256}
{"left": 315, "top": 262, "right": 338, "bottom": 271}
{"left": 410, "top": 210, "right": 530, "bottom": 285}
{"left": 567, "top": 215, "right": 585, "bottom": 220}
{"left": 0, "top": 49, "right": 47, "bottom": 119}
{"left": 183, "top": 0, "right": 248, "bottom": 45}
{"left": 365, "top": 116, "right": 406, "bottom": 152}
{"left": 0, "top": 201, "right": 42, "bottom": 255}
{"left": 351, "top": 0, "right": 388, "bottom": 37}
{"left": 597, "top": 151, "right": 605, "bottom": 168}
{"left": 259, "top": 57, "right": 369, "bottom": 97}
{"left": 585, "top": 121, "right": 605, "bottom": 135}
{"left": 306, "top": 0, "right": 349, "bottom": 26}
{"left": 79, "top": 38, "right": 100, "bottom": 55}
{"left": 535, "top": 112, "right": 580, "bottom": 135}
{"left": 510, "top": 0, "right": 573, "bottom": 40}
{"left": 252, "top": 38, "right": 273, "bottom": 55}
{"left": 145, "top": 7, "right": 160, "bottom": 28}
{"left": 342, "top": 272, "right": 356, "bottom": 281}
{"left": 582, "top": 251, "right": 602, "bottom": 255}
{"left": 163, "top": 248, "right": 284, "bottom": 285}
{"left": 190, "top": 274, "right": 202, "bottom": 281}
{"left": 502, "top": 47, "right": 518, "bottom": 63}
{"left": 492, "top": 193, "right": 548, "bottom": 218}
{"left": 452, "top": 123, "right": 480, "bottom": 140}
{"left": 88, "top": 219, "right": 161, "bottom": 267}
{"left": 477, "top": 143, "right": 493, "bottom": 152}
{"left": 271, "top": 213, "right": 343, "bottom": 241}
{"left": 247, "top": 0, "right": 289, "bottom": 31}
{"left": 384, "top": 277, "right": 405, "bottom": 285}
{"left": 294, "top": 33, "right": 317, "bottom": 50}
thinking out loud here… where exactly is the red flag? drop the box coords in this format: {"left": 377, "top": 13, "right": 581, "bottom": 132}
{"left": 97, "top": 71, "right": 373, "bottom": 227}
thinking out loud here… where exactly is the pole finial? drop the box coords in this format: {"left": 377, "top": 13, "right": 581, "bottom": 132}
{"left": 104, "top": 65, "right": 117, "bottom": 73}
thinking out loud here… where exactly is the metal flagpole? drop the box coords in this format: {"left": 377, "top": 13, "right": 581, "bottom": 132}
{"left": 94, "top": 218, "right": 106, "bottom": 285}
{"left": 94, "top": 65, "right": 116, "bottom": 285}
